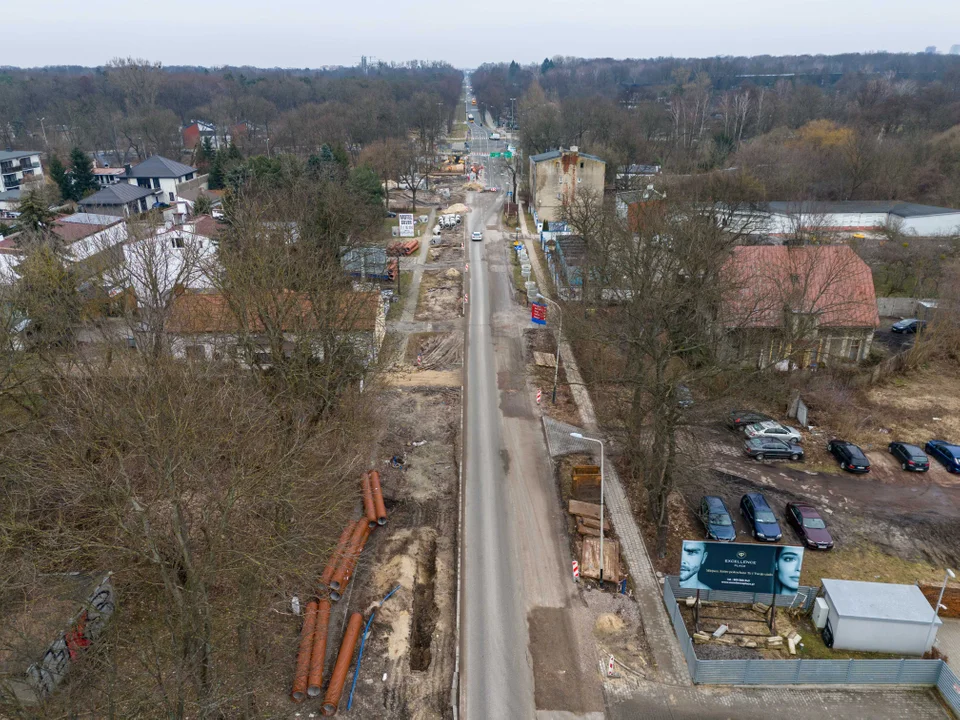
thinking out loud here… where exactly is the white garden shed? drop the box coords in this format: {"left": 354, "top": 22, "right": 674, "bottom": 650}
{"left": 821, "top": 579, "right": 941, "bottom": 656}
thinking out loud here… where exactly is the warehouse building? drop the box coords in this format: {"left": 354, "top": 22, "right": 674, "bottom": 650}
{"left": 741, "top": 201, "right": 960, "bottom": 238}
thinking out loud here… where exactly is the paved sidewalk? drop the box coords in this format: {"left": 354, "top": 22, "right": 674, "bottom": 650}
{"left": 605, "top": 681, "right": 952, "bottom": 719}
{"left": 393, "top": 207, "right": 438, "bottom": 361}
{"left": 543, "top": 417, "right": 689, "bottom": 686}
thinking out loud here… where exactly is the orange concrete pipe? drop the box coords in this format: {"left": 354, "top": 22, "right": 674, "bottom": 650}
{"left": 361, "top": 472, "right": 377, "bottom": 528}
{"left": 326, "top": 520, "right": 366, "bottom": 590}
{"left": 306, "top": 598, "right": 331, "bottom": 697}
{"left": 321, "top": 612, "right": 364, "bottom": 716}
{"left": 368, "top": 470, "right": 388, "bottom": 526}
{"left": 329, "top": 524, "right": 371, "bottom": 599}
{"left": 291, "top": 599, "right": 319, "bottom": 702}
{"left": 321, "top": 521, "right": 359, "bottom": 587}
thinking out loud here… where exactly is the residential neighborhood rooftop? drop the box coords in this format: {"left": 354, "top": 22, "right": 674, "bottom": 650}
{"left": 0, "top": 150, "right": 41, "bottom": 162}
{"left": 529, "top": 148, "right": 605, "bottom": 164}
{"left": 123, "top": 156, "right": 197, "bottom": 179}
{"left": 79, "top": 184, "right": 157, "bottom": 206}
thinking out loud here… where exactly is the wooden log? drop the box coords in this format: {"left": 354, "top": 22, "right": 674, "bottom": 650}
{"left": 569, "top": 499, "right": 603, "bottom": 520}
{"left": 579, "top": 515, "right": 611, "bottom": 531}
{"left": 576, "top": 519, "right": 602, "bottom": 537}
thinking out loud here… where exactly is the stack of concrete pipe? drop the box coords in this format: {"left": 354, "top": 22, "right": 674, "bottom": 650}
{"left": 291, "top": 470, "right": 389, "bottom": 710}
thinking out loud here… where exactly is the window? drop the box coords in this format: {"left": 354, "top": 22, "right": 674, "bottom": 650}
{"left": 171, "top": 236, "right": 185, "bottom": 249}
{"left": 848, "top": 338, "right": 862, "bottom": 361}
{"left": 580, "top": 162, "right": 584, "bottom": 169}
{"left": 169, "top": 191, "right": 175, "bottom": 202}
{"left": 153, "top": 178, "right": 161, "bottom": 189}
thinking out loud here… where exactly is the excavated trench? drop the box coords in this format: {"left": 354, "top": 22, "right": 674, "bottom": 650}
{"left": 409, "top": 534, "right": 439, "bottom": 672}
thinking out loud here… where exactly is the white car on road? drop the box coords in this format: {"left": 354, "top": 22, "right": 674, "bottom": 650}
{"left": 744, "top": 420, "right": 802, "bottom": 443}
{"left": 471, "top": 231, "right": 483, "bottom": 241}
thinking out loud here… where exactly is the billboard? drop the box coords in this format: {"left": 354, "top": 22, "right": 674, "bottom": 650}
{"left": 679, "top": 540, "right": 804, "bottom": 595}
{"left": 398, "top": 213, "right": 415, "bottom": 238}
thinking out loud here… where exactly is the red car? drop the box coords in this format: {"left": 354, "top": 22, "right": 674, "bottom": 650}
{"left": 785, "top": 502, "right": 834, "bottom": 550}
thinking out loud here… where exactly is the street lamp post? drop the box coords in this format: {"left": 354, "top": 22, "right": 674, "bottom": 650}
{"left": 931, "top": 567, "right": 956, "bottom": 645}
{"left": 570, "top": 432, "right": 605, "bottom": 583}
{"left": 538, "top": 294, "right": 563, "bottom": 403}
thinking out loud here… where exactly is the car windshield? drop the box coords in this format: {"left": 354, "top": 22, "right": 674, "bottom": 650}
{"left": 802, "top": 518, "right": 826, "bottom": 529}
{"left": 709, "top": 513, "right": 732, "bottom": 526}
{"left": 756, "top": 511, "right": 776, "bottom": 524}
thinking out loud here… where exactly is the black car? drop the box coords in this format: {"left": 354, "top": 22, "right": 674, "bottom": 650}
{"left": 888, "top": 441, "right": 930, "bottom": 472}
{"left": 729, "top": 410, "right": 774, "bottom": 429}
{"left": 891, "top": 318, "right": 926, "bottom": 334}
{"left": 740, "top": 492, "right": 782, "bottom": 542}
{"left": 697, "top": 496, "right": 736, "bottom": 541}
{"left": 744, "top": 437, "right": 804, "bottom": 462}
{"left": 827, "top": 439, "right": 871, "bottom": 473}
{"left": 925, "top": 440, "right": 960, "bottom": 474}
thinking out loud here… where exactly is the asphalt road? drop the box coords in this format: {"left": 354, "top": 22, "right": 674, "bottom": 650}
{"left": 460, "top": 88, "right": 536, "bottom": 719}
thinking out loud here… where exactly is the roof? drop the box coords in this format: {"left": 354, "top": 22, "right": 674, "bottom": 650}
{"left": 0, "top": 150, "right": 41, "bottom": 162}
{"left": 166, "top": 291, "right": 379, "bottom": 334}
{"left": 79, "top": 184, "right": 156, "bottom": 206}
{"left": 529, "top": 149, "right": 605, "bottom": 164}
{"left": 124, "top": 156, "right": 197, "bottom": 179}
{"left": 764, "top": 201, "right": 960, "bottom": 219}
{"left": 50, "top": 220, "right": 119, "bottom": 244}
{"left": 822, "top": 579, "right": 941, "bottom": 625}
{"left": 0, "top": 188, "right": 21, "bottom": 202}
{"left": 93, "top": 167, "right": 126, "bottom": 176}
{"left": 60, "top": 212, "right": 122, "bottom": 226}
{"left": 183, "top": 215, "right": 224, "bottom": 239}
{"left": 723, "top": 245, "right": 879, "bottom": 329}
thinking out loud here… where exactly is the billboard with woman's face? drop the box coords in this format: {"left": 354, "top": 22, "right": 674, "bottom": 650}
{"left": 678, "top": 540, "right": 805, "bottom": 595}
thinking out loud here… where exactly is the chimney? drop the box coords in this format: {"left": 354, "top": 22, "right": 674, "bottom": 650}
{"left": 124, "top": 163, "right": 132, "bottom": 176}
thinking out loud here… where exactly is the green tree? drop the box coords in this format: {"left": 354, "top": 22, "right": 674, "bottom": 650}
{"left": 208, "top": 150, "right": 226, "bottom": 190}
{"left": 226, "top": 141, "right": 243, "bottom": 163}
{"left": 16, "top": 190, "right": 55, "bottom": 233}
{"left": 193, "top": 192, "right": 213, "bottom": 216}
{"left": 47, "top": 154, "right": 73, "bottom": 202}
{"left": 348, "top": 165, "right": 384, "bottom": 206}
{"left": 69, "top": 147, "right": 98, "bottom": 198}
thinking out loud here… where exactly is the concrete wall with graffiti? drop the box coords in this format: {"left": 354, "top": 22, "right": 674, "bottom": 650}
{"left": 11, "top": 573, "right": 116, "bottom": 703}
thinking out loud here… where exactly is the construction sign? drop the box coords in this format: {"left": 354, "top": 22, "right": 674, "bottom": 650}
{"left": 531, "top": 302, "right": 546, "bottom": 325}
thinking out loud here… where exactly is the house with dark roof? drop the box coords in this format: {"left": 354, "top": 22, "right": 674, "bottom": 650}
{"left": 122, "top": 156, "right": 202, "bottom": 207}
{"left": 721, "top": 245, "right": 879, "bottom": 369}
{"left": 79, "top": 184, "right": 156, "bottom": 217}
{"left": 528, "top": 147, "right": 605, "bottom": 224}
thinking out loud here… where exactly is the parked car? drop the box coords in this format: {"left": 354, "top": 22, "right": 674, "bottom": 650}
{"left": 744, "top": 420, "right": 802, "bottom": 443}
{"left": 729, "top": 410, "right": 774, "bottom": 429}
{"left": 697, "top": 496, "right": 736, "bottom": 541}
{"left": 471, "top": 231, "right": 482, "bottom": 241}
{"left": 887, "top": 441, "right": 930, "bottom": 472}
{"left": 744, "top": 437, "right": 804, "bottom": 462}
{"left": 785, "top": 502, "right": 834, "bottom": 550}
{"left": 740, "top": 493, "right": 782, "bottom": 542}
{"left": 925, "top": 440, "right": 960, "bottom": 473}
{"left": 891, "top": 318, "right": 926, "bottom": 334}
{"left": 827, "top": 439, "right": 871, "bottom": 473}
{"left": 384, "top": 211, "right": 397, "bottom": 218}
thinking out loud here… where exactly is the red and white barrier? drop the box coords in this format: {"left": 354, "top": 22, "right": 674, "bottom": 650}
{"left": 571, "top": 560, "right": 580, "bottom": 582}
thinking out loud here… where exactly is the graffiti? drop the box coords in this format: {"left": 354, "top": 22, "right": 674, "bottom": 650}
{"left": 24, "top": 574, "right": 116, "bottom": 699}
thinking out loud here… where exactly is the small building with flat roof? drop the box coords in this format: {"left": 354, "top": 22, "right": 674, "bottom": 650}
{"left": 821, "top": 578, "right": 942, "bottom": 655}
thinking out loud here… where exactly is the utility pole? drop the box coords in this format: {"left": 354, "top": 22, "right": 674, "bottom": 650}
{"left": 37, "top": 117, "right": 48, "bottom": 148}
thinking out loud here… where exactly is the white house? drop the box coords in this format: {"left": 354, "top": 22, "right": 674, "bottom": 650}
{"left": 0, "top": 150, "right": 43, "bottom": 193}
{"left": 0, "top": 214, "right": 128, "bottom": 275}
{"left": 122, "top": 156, "right": 203, "bottom": 205}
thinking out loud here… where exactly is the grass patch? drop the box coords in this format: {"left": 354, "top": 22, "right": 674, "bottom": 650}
{"left": 509, "top": 244, "right": 531, "bottom": 297}
{"left": 801, "top": 544, "right": 945, "bottom": 589}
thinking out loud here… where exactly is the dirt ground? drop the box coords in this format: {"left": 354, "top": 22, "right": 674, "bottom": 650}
{"left": 341, "top": 385, "right": 461, "bottom": 720}
{"left": 406, "top": 332, "right": 463, "bottom": 370}
{"left": 523, "top": 328, "right": 582, "bottom": 427}
{"left": 416, "top": 270, "right": 463, "bottom": 322}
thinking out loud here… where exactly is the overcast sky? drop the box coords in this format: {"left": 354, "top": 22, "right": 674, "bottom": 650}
{"left": 5, "top": 0, "right": 959, "bottom": 68}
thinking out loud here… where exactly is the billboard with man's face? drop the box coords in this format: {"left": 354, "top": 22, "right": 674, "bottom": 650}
{"left": 679, "top": 540, "right": 804, "bottom": 595}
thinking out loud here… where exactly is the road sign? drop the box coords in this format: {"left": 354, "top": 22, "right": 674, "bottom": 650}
{"left": 531, "top": 302, "right": 547, "bottom": 325}
{"left": 503, "top": 151, "right": 512, "bottom": 159}
{"left": 398, "top": 213, "right": 415, "bottom": 238}
{"left": 489, "top": 152, "right": 501, "bottom": 158}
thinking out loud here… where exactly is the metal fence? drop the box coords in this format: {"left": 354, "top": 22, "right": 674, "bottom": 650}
{"left": 662, "top": 575, "right": 960, "bottom": 715}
